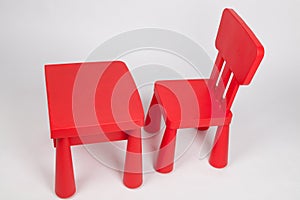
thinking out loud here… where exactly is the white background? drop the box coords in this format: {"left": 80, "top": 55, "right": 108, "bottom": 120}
{"left": 0, "top": 0, "right": 299, "bottom": 199}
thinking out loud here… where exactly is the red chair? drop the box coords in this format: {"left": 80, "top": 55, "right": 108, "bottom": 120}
{"left": 145, "top": 8, "right": 264, "bottom": 173}
{"left": 45, "top": 61, "right": 144, "bottom": 198}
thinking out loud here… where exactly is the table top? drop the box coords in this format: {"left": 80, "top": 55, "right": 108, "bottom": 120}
{"left": 45, "top": 61, "right": 144, "bottom": 139}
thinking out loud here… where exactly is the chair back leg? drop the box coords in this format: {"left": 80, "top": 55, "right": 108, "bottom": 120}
{"left": 145, "top": 94, "right": 162, "bottom": 133}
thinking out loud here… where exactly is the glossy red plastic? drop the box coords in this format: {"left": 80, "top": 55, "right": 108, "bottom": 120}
{"left": 145, "top": 8, "right": 264, "bottom": 172}
{"left": 45, "top": 61, "right": 144, "bottom": 198}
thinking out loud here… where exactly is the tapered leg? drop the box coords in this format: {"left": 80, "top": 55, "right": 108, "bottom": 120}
{"left": 155, "top": 128, "right": 177, "bottom": 173}
{"left": 123, "top": 129, "right": 143, "bottom": 188}
{"left": 209, "top": 125, "right": 230, "bottom": 168}
{"left": 144, "top": 94, "right": 161, "bottom": 133}
{"left": 55, "top": 138, "right": 76, "bottom": 198}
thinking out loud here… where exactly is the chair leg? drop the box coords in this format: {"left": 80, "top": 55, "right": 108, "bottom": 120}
{"left": 55, "top": 138, "right": 76, "bottom": 198}
{"left": 155, "top": 128, "right": 177, "bottom": 173}
{"left": 123, "top": 129, "right": 143, "bottom": 188}
{"left": 144, "top": 94, "right": 161, "bottom": 133}
{"left": 209, "top": 125, "right": 230, "bottom": 168}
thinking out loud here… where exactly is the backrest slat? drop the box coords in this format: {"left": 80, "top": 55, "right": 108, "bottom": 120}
{"left": 215, "top": 64, "right": 231, "bottom": 100}
{"left": 224, "top": 76, "right": 239, "bottom": 109}
{"left": 208, "top": 53, "right": 224, "bottom": 88}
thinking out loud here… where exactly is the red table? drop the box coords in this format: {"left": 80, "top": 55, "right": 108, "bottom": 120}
{"left": 45, "top": 61, "right": 144, "bottom": 198}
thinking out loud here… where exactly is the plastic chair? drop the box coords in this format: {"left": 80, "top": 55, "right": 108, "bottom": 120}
{"left": 45, "top": 61, "right": 144, "bottom": 198}
{"left": 145, "top": 8, "right": 264, "bottom": 173}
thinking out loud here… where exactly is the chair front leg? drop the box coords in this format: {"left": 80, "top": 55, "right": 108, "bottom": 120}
{"left": 55, "top": 138, "right": 76, "bottom": 198}
{"left": 209, "top": 125, "right": 230, "bottom": 168}
{"left": 123, "top": 129, "right": 143, "bottom": 188}
{"left": 155, "top": 128, "right": 177, "bottom": 173}
{"left": 145, "top": 94, "right": 161, "bottom": 133}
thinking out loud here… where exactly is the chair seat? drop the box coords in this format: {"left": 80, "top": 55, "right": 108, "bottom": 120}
{"left": 154, "top": 79, "right": 232, "bottom": 129}
{"left": 45, "top": 61, "right": 144, "bottom": 139}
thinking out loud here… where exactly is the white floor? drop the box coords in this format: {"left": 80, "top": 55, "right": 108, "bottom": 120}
{"left": 1, "top": 1, "right": 299, "bottom": 199}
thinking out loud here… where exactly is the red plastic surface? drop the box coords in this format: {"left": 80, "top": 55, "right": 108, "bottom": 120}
{"left": 45, "top": 61, "right": 144, "bottom": 198}
{"left": 145, "top": 8, "right": 264, "bottom": 172}
{"left": 45, "top": 61, "right": 144, "bottom": 139}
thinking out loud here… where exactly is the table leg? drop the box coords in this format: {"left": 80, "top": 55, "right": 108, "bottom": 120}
{"left": 123, "top": 129, "right": 143, "bottom": 188}
{"left": 55, "top": 138, "right": 76, "bottom": 198}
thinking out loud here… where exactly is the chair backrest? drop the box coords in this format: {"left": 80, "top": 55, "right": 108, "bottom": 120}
{"left": 209, "top": 8, "right": 264, "bottom": 109}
